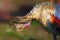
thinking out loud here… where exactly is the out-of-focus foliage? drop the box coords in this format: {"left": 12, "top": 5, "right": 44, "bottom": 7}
{"left": 0, "top": 20, "right": 53, "bottom": 40}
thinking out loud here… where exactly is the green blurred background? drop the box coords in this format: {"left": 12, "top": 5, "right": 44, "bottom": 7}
{"left": 0, "top": 20, "right": 51, "bottom": 40}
